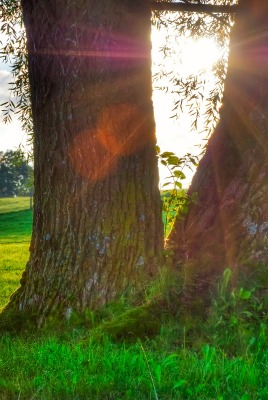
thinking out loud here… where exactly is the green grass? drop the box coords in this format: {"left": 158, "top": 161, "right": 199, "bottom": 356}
{"left": 0, "top": 243, "right": 30, "bottom": 309}
{"left": 0, "top": 210, "right": 32, "bottom": 243}
{"left": 0, "top": 197, "right": 32, "bottom": 308}
{"left": 1, "top": 197, "right": 268, "bottom": 399}
{"left": 0, "top": 196, "right": 32, "bottom": 214}
{"left": 0, "top": 197, "right": 32, "bottom": 243}
{"left": 1, "top": 336, "right": 268, "bottom": 400}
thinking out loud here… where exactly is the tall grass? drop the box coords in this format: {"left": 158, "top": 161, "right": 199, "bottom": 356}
{"left": 1, "top": 334, "right": 268, "bottom": 399}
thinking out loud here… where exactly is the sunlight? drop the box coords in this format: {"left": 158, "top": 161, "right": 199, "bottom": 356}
{"left": 151, "top": 27, "right": 224, "bottom": 187}
{"left": 152, "top": 28, "right": 222, "bottom": 76}
{"left": 180, "top": 37, "right": 221, "bottom": 75}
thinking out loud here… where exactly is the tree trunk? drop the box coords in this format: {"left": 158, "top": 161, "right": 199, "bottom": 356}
{"left": 4, "top": 0, "right": 163, "bottom": 325}
{"left": 169, "top": 0, "right": 268, "bottom": 291}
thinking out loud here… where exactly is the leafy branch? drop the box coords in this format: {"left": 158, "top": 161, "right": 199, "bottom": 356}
{"left": 156, "top": 146, "right": 198, "bottom": 237}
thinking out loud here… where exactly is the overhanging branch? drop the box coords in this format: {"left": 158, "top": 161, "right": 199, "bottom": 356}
{"left": 151, "top": 2, "right": 239, "bottom": 14}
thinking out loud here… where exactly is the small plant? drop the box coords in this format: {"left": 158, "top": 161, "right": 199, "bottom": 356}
{"left": 156, "top": 146, "right": 198, "bottom": 237}
{"left": 207, "top": 268, "right": 268, "bottom": 354}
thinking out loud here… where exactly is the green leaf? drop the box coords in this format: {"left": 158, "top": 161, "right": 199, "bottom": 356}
{"left": 167, "top": 156, "right": 180, "bottom": 165}
{"left": 160, "top": 151, "right": 174, "bottom": 158}
{"left": 238, "top": 288, "right": 251, "bottom": 300}
{"left": 173, "top": 380, "right": 187, "bottom": 390}
{"left": 242, "top": 311, "right": 253, "bottom": 318}
{"left": 174, "top": 170, "right": 186, "bottom": 179}
{"left": 175, "top": 181, "right": 182, "bottom": 189}
{"left": 190, "top": 157, "right": 198, "bottom": 166}
{"left": 222, "top": 268, "right": 232, "bottom": 288}
{"left": 240, "top": 394, "right": 251, "bottom": 400}
{"left": 162, "top": 353, "right": 179, "bottom": 367}
{"left": 154, "top": 364, "right": 161, "bottom": 384}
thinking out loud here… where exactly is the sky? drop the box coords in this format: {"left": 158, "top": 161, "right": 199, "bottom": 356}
{"left": 0, "top": 26, "right": 223, "bottom": 187}
{"left": 152, "top": 27, "right": 222, "bottom": 186}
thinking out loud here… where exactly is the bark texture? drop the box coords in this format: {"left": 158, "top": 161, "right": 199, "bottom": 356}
{"left": 169, "top": 0, "right": 268, "bottom": 288}
{"left": 5, "top": 0, "right": 163, "bottom": 324}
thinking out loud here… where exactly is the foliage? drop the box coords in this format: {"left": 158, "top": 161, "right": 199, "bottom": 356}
{"left": 157, "top": 146, "right": 198, "bottom": 237}
{"left": 206, "top": 267, "right": 268, "bottom": 354}
{"left": 152, "top": 0, "right": 237, "bottom": 140}
{"left": 0, "top": 1, "right": 33, "bottom": 137}
{"left": 0, "top": 150, "right": 33, "bottom": 197}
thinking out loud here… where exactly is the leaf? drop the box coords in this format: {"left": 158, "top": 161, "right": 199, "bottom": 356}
{"left": 167, "top": 156, "right": 180, "bottom": 165}
{"left": 173, "top": 379, "right": 187, "bottom": 390}
{"left": 174, "top": 170, "right": 186, "bottom": 179}
{"left": 238, "top": 288, "right": 251, "bottom": 300}
{"left": 230, "top": 315, "right": 238, "bottom": 325}
{"left": 160, "top": 151, "right": 174, "bottom": 158}
{"left": 195, "top": 383, "right": 207, "bottom": 394}
{"left": 190, "top": 157, "right": 198, "bottom": 166}
{"left": 248, "top": 337, "right": 256, "bottom": 347}
{"left": 175, "top": 181, "right": 182, "bottom": 189}
{"left": 242, "top": 311, "right": 253, "bottom": 318}
{"left": 222, "top": 268, "right": 232, "bottom": 288}
{"left": 240, "top": 394, "right": 251, "bottom": 400}
{"left": 154, "top": 364, "right": 161, "bottom": 384}
{"left": 162, "top": 353, "right": 179, "bottom": 367}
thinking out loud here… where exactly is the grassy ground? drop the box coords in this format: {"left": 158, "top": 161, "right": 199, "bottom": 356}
{"left": 0, "top": 197, "right": 32, "bottom": 214}
{"left": 0, "top": 197, "right": 32, "bottom": 309}
{"left": 1, "top": 197, "right": 268, "bottom": 399}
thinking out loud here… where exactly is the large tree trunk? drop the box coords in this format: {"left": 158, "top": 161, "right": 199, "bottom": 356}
{"left": 4, "top": 0, "right": 163, "bottom": 325}
{"left": 169, "top": 0, "right": 268, "bottom": 291}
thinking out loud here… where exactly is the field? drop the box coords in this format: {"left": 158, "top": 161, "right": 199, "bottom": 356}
{"left": 0, "top": 198, "right": 32, "bottom": 309}
{"left": 1, "top": 198, "right": 268, "bottom": 399}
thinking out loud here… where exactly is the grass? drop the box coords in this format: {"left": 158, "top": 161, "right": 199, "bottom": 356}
{"left": 0, "top": 197, "right": 32, "bottom": 308}
{"left": 1, "top": 336, "right": 268, "bottom": 399}
{"left": 0, "top": 243, "right": 29, "bottom": 309}
{"left": 1, "top": 197, "right": 268, "bottom": 399}
{"left": 0, "top": 197, "right": 32, "bottom": 214}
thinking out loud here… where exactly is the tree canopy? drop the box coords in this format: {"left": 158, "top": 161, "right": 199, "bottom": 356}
{"left": 0, "top": 149, "right": 33, "bottom": 197}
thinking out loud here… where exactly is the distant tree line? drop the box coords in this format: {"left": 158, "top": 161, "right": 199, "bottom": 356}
{"left": 0, "top": 150, "right": 33, "bottom": 197}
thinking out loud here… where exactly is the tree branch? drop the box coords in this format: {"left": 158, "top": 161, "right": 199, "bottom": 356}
{"left": 151, "top": 2, "right": 239, "bottom": 14}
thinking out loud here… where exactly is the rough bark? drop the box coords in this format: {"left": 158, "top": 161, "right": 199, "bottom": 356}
{"left": 169, "top": 0, "right": 268, "bottom": 289}
{"left": 4, "top": 0, "right": 163, "bottom": 325}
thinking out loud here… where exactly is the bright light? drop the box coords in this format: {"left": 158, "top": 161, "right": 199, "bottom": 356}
{"left": 152, "top": 29, "right": 221, "bottom": 76}
{"left": 180, "top": 37, "right": 221, "bottom": 75}
{"left": 152, "top": 26, "right": 224, "bottom": 188}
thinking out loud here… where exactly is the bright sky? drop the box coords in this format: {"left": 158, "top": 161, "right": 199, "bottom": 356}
{"left": 152, "top": 26, "right": 223, "bottom": 187}
{"left": 0, "top": 25, "right": 223, "bottom": 187}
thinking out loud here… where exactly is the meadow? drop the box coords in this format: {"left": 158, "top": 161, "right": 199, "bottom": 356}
{"left": 0, "top": 198, "right": 32, "bottom": 310}
{"left": 0, "top": 198, "right": 268, "bottom": 399}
